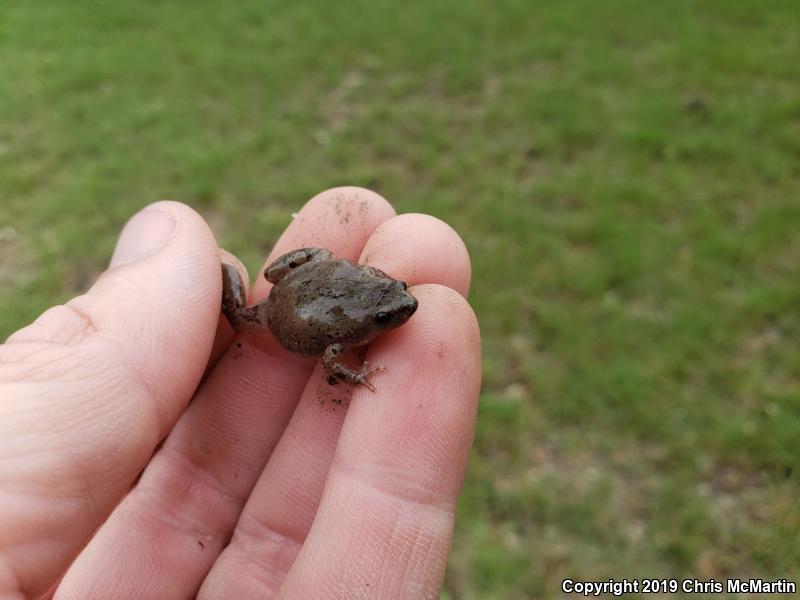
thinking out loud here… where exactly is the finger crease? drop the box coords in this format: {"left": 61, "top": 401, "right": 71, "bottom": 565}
{"left": 61, "top": 300, "right": 99, "bottom": 342}
{"left": 238, "top": 510, "right": 306, "bottom": 551}
{"left": 131, "top": 445, "right": 244, "bottom": 546}
{"left": 333, "top": 462, "right": 456, "bottom": 519}
{"left": 230, "top": 513, "right": 305, "bottom": 588}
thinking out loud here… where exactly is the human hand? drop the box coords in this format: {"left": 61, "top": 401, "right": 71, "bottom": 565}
{"left": 0, "top": 187, "right": 480, "bottom": 599}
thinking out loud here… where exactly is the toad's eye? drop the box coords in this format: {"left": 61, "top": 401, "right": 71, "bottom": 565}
{"left": 375, "top": 311, "right": 391, "bottom": 324}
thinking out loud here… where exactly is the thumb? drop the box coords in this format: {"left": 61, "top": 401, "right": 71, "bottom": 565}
{"left": 0, "top": 201, "right": 221, "bottom": 598}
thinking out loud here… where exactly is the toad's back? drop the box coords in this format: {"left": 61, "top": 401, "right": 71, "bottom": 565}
{"left": 265, "top": 259, "right": 398, "bottom": 356}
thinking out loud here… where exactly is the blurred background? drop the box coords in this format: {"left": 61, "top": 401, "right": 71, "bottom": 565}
{"left": 1, "top": 1, "right": 799, "bottom": 597}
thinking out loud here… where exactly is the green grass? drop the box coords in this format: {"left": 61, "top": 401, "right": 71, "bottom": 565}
{"left": 2, "top": 0, "right": 800, "bottom": 597}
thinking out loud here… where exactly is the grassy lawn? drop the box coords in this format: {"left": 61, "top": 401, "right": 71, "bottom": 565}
{"left": 2, "top": 0, "right": 799, "bottom": 597}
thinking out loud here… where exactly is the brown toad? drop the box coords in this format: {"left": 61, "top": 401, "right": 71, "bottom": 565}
{"left": 221, "top": 247, "right": 418, "bottom": 391}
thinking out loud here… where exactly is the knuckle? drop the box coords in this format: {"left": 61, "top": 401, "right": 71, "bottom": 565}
{"left": 5, "top": 298, "right": 97, "bottom": 347}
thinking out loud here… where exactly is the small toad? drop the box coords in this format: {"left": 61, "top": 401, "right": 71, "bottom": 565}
{"left": 221, "top": 248, "right": 418, "bottom": 391}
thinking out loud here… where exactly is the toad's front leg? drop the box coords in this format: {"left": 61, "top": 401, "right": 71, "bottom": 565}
{"left": 221, "top": 263, "right": 269, "bottom": 331}
{"left": 322, "top": 343, "right": 386, "bottom": 392}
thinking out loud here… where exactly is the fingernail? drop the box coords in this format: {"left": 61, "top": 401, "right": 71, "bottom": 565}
{"left": 110, "top": 207, "right": 177, "bottom": 267}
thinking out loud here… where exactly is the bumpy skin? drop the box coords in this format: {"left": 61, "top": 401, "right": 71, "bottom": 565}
{"left": 221, "top": 248, "right": 418, "bottom": 390}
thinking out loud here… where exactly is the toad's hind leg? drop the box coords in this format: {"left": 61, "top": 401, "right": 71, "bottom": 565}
{"left": 221, "top": 263, "right": 266, "bottom": 331}
{"left": 264, "top": 247, "right": 333, "bottom": 284}
{"left": 323, "top": 343, "right": 386, "bottom": 393}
